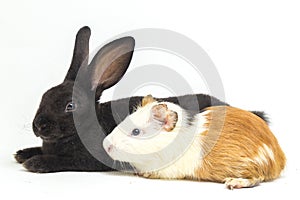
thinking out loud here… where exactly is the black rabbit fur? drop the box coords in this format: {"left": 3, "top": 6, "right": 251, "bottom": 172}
{"left": 14, "top": 26, "right": 268, "bottom": 173}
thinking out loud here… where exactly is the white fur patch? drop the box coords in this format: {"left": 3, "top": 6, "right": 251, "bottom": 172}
{"left": 103, "top": 101, "right": 210, "bottom": 179}
{"left": 148, "top": 112, "right": 209, "bottom": 179}
{"left": 252, "top": 143, "right": 275, "bottom": 166}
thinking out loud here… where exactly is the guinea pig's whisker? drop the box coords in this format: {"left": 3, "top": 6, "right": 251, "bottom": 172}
{"left": 120, "top": 161, "right": 126, "bottom": 171}
{"left": 112, "top": 160, "right": 116, "bottom": 169}
{"left": 118, "top": 161, "right": 124, "bottom": 171}
{"left": 115, "top": 112, "right": 124, "bottom": 126}
{"left": 118, "top": 161, "right": 123, "bottom": 171}
{"left": 131, "top": 165, "right": 138, "bottom": 175}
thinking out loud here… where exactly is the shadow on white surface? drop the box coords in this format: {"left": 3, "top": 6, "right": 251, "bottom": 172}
{"left": 0, "top": 151, "right": 297, "bottom": 200}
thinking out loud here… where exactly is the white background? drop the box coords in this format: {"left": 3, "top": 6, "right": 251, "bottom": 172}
{"left": 1, "top": 0, "right": 299, "bottom": 199}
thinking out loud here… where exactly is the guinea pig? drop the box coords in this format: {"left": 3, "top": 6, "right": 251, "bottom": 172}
{"left": 103, "top": 95, "right": 286, "bottom": 189}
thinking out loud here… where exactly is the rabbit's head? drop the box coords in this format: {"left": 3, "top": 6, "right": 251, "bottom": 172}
{"left": 32, "top": 26, "right": 135, "bottom": 142}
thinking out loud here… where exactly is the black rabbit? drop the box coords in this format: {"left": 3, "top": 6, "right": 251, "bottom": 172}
{"left": 14, "top": 26, "right": 265, "bottom": 173}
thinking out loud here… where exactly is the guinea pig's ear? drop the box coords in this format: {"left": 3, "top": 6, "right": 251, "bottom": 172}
{"left": 151, "top": 104, "right": 178, "bottom": 132}
{"left": 142, "top": 94, "right": 156, "bottom": 107}
{"left": 64, "top": 26, "right": 91, "bottom": 81}
{"left": 88, "top": 36, "right": 135, "bottom": 96}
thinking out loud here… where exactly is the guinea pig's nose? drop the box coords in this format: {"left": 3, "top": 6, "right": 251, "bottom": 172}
{"left": 107, "top": 144, "right": 114, "bottom": 153}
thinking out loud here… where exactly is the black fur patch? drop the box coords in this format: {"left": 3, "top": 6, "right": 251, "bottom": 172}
{"left": 250, "top": 111, "right": 270, "bottom": 124}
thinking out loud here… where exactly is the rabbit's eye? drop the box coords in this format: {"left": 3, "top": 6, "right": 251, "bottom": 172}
{"left": 65, "top": 102, "right": 77, "bottom": 112}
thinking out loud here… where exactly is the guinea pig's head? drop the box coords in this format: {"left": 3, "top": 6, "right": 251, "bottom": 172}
{"left": 32, "top": 26, "right": 135, "bottom": 142}
{"left": 103, "top": 100, "right": 183, "bottom": 171}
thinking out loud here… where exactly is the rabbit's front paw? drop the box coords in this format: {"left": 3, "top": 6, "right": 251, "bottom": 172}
{"left": 15, "top": 147, "right": 42, "bottom": 163}
{"left": 23, "top": 155, "right": 54, "bottom": 173}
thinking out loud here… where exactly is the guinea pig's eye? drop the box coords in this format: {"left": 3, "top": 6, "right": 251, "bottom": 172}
{"left": 131, "top": 128, "right": 141, "bottom": 136}
{"left": 65, "top": 102, "right": 77, "bottom": 112}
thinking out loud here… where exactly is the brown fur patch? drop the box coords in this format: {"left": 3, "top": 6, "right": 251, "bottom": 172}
{"left": 142, "top": 94, "right": 155, "bottom": 107}
{"left": 194, "top": 106, "right": 286, "bottom": 183}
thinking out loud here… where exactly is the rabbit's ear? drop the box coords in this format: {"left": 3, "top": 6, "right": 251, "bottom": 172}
{"left": 64, "top": 26, "right": 91, "bottom": 81}
{"left": 88, "top": 36, "right": 135, "bottom": 91}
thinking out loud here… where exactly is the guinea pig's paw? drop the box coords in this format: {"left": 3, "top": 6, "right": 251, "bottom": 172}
{"left": 22, "top": 155, "right": 53, "bottom": 173}
{"left": 142, "top": 173, "right": 151, "bottom": 178}
{"left": 224, "top": 178, "right": 260, "bottom": 190}
{"left": 138, "top": 172, "right": 159, "bottom": 179}
{"left": 135, "top": 172, "right": 148, "bottom": 177}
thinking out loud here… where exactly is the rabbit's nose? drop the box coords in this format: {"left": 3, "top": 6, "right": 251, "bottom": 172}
{"left": 37, "top": 124, "right": 47, "bottom": 131}
{"left": 33, "top": 116, "right": 49, "bottom": 132}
